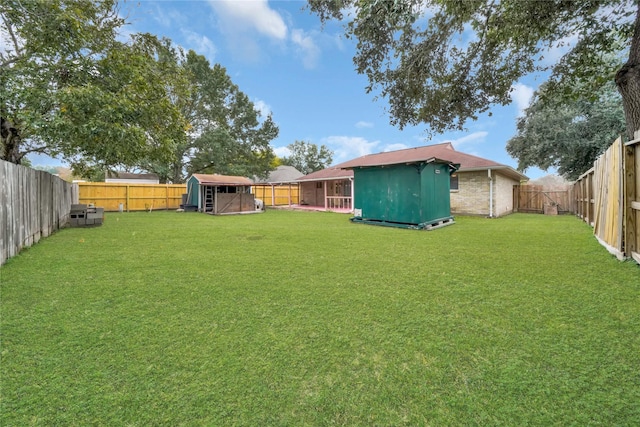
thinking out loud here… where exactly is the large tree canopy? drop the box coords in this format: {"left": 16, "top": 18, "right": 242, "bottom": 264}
{"left": 308, "top": 0, "right": 639, "bottom": 139}
{"left": 506, "top": 82, "right": 625, "bottom": 180}
{"left": 281, "top": 140, "right": 333, "bottom": 174}
{"left": 146, "top": 51, "right": 278, "bottom": 183}
{"left": 1, "top": 0, "right": 184, "bottom": 172}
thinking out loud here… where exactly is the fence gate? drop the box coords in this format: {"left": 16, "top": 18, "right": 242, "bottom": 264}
{"left": 514, "top": 185, "right": 574, "bottom": 214}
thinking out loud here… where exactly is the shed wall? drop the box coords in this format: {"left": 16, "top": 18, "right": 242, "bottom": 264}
{"left": 354, "top": 162, "right": 452, "bottom": 225}
{"left": 215, "top": 193, "right": 255, "bottom": 214}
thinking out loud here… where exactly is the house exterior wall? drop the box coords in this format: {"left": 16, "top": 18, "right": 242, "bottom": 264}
{"left": 450, "top": 171, "right": 490, "bottom": 216}
{"left": 450, "top": 171, "right": 519, "bottom": 217}
{"left": 494, "top": 173, "right": 517, "bottom": 217}
{"left": 300, "top": 182, "right": 323, "bottom": 205}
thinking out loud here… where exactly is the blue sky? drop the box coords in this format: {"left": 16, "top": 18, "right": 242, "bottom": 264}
{"left": 32, "top": 0, "right": 557, "bottom": 178}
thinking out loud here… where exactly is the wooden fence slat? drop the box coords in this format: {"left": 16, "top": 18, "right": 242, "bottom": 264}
{"left": 77, "top": 182, "right": 187, "bottom": 211}
{"left": 251, "top": 184, "right": 300, "bottom": 207}
{"left": 624, "top": 133, "right": 640, "bottom": 263}
{"left": 576, "top": 134, "right": 640, "bottom": 264}
{"left": 1, "top": 160, "right": 75, "bottom": 266}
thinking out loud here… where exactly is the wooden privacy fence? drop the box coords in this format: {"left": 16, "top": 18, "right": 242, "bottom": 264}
{"left": 513, "top": 184, "right": 574, "bottom": 214}
{"left": 575, "top": 134, "right": 640, "bottom": 263}
{"left": 1, "top": 160, "right": 77, "bottom": 265}
{"left": 251, "top": 183, "right": 300, "bottom": 206}
{"left": 77, "top": 182, "right": 186, "bottom": 212}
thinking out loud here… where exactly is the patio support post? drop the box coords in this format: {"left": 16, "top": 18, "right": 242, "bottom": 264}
{"left": 324, "top": 181, "right": 328, "bottom": 210}
{"left": 350, "top": 177, "right": 354, "bottom": 211}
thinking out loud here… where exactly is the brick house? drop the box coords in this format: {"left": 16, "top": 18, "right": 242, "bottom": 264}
{"left": 297, "top": 142, "right": 528, "bottom": 217}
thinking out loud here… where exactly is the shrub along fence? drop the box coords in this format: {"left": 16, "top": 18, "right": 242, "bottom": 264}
{"left": 575, "top": 134, "right": 640, "bottom": 263}
{"left": 1, "top": 160, "right": 77, "bottom": 265}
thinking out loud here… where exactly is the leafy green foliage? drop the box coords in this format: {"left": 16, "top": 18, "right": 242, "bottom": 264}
{"left": 0, "top": 0, "right": 184, "bottom": 171}
{"left": 506, "top": 82, "right": 626, "bottom": 180}
{"left": 308, "top": 0, "right": 638, "bottom": 136}
{"left": 280, "top": 140, "right": 333, "bottom": 174}
{"left": 146, "top": 51, "right": 278, "bottom": 183}
{"left": 2, "top": 212, "right": 639, "bottom": 425}
{"left": 1, "top": 1, "right": 278, "bottom": 182}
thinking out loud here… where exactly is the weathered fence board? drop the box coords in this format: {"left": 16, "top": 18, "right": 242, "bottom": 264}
{"left": 592, "top": 137, "right": 624, "bottom": 259}
{"left": 1, "top": 160, "right": 76, "bottom": 266}
{"left": 575, "top": 168, "right": 595, "bottom": 225}
{"left": 575, "top": 133, "right": 640, "bottom": 264}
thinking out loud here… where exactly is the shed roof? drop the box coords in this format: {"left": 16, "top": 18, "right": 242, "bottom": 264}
{"left": 299, "top": 142, "right": 528, "bottom": 182}
{"left": 191, "top": 173, "right": 253, "bottom": 186}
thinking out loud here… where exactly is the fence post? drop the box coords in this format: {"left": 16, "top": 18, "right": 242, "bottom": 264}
{"left": 625, "top": 130, "right": 639, "bottom": 262}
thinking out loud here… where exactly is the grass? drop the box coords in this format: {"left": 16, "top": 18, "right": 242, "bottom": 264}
{"left": 1, "top": 210, "right": 639, "bottom": 426}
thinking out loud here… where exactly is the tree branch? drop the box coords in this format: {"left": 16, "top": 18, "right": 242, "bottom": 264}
{"left": 1, "top": 14, "right": 23, "bottom": 58}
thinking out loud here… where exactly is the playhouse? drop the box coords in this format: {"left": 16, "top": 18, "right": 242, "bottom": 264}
{"left": 185, "top": 174, "right": 261, "bottom": 215}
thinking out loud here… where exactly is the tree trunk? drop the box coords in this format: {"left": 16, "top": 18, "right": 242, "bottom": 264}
{"left": 0, "top": 117, "right": 23, "bottom": 164}
{"left": 616, "top": 1, "right": 640, "bottom": 141}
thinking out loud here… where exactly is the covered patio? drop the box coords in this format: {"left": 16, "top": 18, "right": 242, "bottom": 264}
{"left": 296, "top": 167, "right": 354, "bottom": 213}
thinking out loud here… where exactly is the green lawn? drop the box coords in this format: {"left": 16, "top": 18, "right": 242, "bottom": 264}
{"left": 1, "top": 210, "right": 639, "bottom": 426}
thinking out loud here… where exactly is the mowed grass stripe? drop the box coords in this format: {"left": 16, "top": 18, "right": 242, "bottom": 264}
{"left": 1, "top": 211, "right": 638, "bottom": 426}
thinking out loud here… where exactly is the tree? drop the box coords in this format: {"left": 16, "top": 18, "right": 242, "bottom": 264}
{"left": 1, "top": 0, "right": 184, "bottom": 174}
{"left": 506, "top": 82, "right": 625, "bottom": 180}
{"left": 147, "top": 51, "right": 278, "bottom": 183}
{"left": 308, "top": 0, "right": 640, "bottom": 139}
{"left": 280, "top": 140, "right": 333, "bottom": 174}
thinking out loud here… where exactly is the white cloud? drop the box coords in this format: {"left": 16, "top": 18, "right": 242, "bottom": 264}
{"left": 182, "top": 30, "right": 217, "bottom": 59}
{"left": 291, "top": 28, "right": 320, "bottom": 69}
{"left": 273, "top": 146, "right": 291, "bottom": 158}
{"left": 253, "top": 99, "right": 272, "bottom": 117}
{"left": 510, "top": 83, "right": 534, "bottom": 117}
{"left": 448, "top": 131, "right": 489, "bottom": 150}
{"left": 208, "top": 0, "right": 287, "bottom": 40}
{"left": 355, "top": 121, "right": 374, "bottom": 129}
{"left": 323, "top": 136, "right": 380, "bottom": 164}
{"left": 152, "top": 6, "right": 187, "bottom": 28}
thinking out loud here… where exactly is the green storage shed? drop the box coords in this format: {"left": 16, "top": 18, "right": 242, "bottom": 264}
{"left": 347, "top": 157, "right": 458, "bottom": 229}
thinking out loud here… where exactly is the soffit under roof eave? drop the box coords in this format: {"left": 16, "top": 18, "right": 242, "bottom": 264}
{"left": 297, "top": 175, "right": 353, "bottom": 183}
{"left": 458, "top": 165, "right": 528, "bottom": 181}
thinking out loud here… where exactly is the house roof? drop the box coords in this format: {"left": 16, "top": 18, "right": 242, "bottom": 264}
{"left": 255, "top": 165, "right": 304, "bottom": 183}
{"left": 298, "top": 142, "right": 528, "bottom": 182}
{"left": 106, "top": 172, "right": 159, "bottom": 181}
{"left": 191, "top": 173, "right": 253, "bottom": 186}
{"left": 296, "top": 166, "right": 353, "bottom": 182}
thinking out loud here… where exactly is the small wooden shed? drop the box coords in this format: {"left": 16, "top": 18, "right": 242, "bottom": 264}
{"left": 185, "top": 174, "right": 259, "bottom": 215}
{"left": 345, "top": 157, "right": 458, "bottom": 229}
